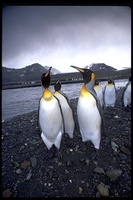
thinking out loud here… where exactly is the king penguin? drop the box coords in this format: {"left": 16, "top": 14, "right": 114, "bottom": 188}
{"left": 70, "top": 65, "right": 103, "bottom": 160}
{"left": 122, "top": 76, "right": 131, "bottom": 110}
{"left": 54, "top": 80, "right": 75, "bottom": 139}
{"left": 103, "top": 78, "right": 116, "bottom": 107}
{"left": 38, "top": 67, "right": 64, "bottom": 161}
{"left": 94, "top": 80, "right": 104, "bottom": 109}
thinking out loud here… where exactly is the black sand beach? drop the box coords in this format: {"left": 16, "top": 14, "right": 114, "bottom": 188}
{"left": 1, "top": 87, "right": 131, "bottom": 197}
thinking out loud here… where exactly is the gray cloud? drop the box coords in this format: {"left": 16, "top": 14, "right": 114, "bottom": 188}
{"left": 2, "top": 6, "right": 131, "bottom": 72}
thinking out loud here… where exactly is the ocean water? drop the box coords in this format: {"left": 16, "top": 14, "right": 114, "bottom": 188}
{"left": 2, "top": 79, "right": 128, "bottom": 121}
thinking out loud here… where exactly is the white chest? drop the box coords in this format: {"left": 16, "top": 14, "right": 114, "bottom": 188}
{"left": 77, "top": 95, "right": 101, "bottom": 136}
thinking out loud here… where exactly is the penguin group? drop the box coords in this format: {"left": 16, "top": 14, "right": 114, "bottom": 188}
{"left": 38, "top": 65, "right": 131, "bottom": 161}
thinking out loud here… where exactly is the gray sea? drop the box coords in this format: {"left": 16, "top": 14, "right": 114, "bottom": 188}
{"left": 2, "top": 79, "right": 128, "bottom": 121}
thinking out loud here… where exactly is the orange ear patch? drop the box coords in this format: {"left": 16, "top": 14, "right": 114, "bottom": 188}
{"left": 91, "top": 73, "right": 95, "bottom": 81}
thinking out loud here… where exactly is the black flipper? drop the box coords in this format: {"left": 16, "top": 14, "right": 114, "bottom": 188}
{"left": 54, "top": 146, "right": 62, "bottom": 160}
{"left": 53, "top": 94, "right": 65, "bottom": 134}
{"left": 44, "top": 149, "right": 55, "bottom": 162}
{"left": 37, "top": 96, "right": 43, "bottom": 138}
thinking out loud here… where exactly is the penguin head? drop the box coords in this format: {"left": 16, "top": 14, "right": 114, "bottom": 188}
{"left": 129, "top": 76, "right": 131, "bottom": 82}
{"left": 108, "top": 78, "right": 113, "bottom": 84}
{"left": 41, "top": 67, "right": 52, "bottom": 88}
{"left": 70, "top": 65, "right": 95, "bottom": 84}
{"left": 54, "top": 80, "right": 61, "bottom": 92}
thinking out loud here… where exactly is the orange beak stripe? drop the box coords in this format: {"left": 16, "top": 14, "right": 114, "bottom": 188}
{"left": 45, "top": 71, "right": 49, "bottom": 77}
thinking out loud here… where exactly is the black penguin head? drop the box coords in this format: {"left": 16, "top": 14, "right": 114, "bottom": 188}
{"left": 54, "top": 80, "right": 61, "bottom": 91}
{"left": 129, "top": 76, "right": 131, "bottom": 82}
{"left": 70, "top": 65, "right": 95, "bottom": 84}
{"left": 108, "top": 78, "right": 113, "bottom": 84}
{"left": 41, "top": 66, "right": 52, "bottom": 88}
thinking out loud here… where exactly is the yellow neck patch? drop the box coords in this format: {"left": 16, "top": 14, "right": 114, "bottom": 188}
{"left": 107, "top": 83, "right": 113, "bottom": 87}
{"left": 54, "top": 91, "right": 60, "bottom": 94}
{"left": 80, "top": 84, "right": 92, "bottom": 98}
{"left": 43, "top": 88, "right": 53, "bottom": 100}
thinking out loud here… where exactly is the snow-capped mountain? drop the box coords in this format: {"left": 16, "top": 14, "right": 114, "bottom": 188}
{"left": 86, "top": 63, "right": 117, "bottom": 71}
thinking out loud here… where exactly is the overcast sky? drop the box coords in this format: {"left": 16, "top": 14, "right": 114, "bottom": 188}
{"left": 2, "top": 6, "right": 131, "bottom": 73}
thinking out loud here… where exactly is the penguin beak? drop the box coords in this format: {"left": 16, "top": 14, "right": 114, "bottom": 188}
{"left": 70, "top": 65, "right": 85, "bottom": 73}
{"left": 70, "top": 65, "right": 95, "bottom": 83}
{"left": 45, "top": 66, "right": 52, "bottom": 77}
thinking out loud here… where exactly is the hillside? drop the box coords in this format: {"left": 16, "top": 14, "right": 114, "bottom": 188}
{"left": 89, "top": 63, "right": 117, "bottom": 71}
{"left": 2, "top": 63, "right": 61, "bottom": 84}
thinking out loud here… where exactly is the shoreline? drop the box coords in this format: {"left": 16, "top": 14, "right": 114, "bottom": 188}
{"left": 2, "top": 76, "right": 129, "bottom": 90}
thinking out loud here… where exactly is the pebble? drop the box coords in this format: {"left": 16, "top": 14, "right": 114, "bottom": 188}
{"left": 120, "top": 146, "right": 130, "bottom": 155}
{"left": 2, "top": 189, "right": 12, "bottom": 197}
{"left": 16, "top": 168, "right": 22, "bottom": 174}
{"left": 58, "top": 162, "right": 62, "bottom": 166}
{"left": 85, "top": 159, "right": 90, "bottom": 165}
{"left": 93, "top": 167, "right": 105, "bottom": 174}
{"left": 106, "top": 169, "right": 122, "bottom": 182}
{"left": 111, "top": 141, "right": 119, "bottom": 152}
{"left": 30, "top": 157, "right": 37, "bottom": 168}
{"left": 65, "top": 170, "right": 69, "bottom": 174}
{"left": 78, "top": 187, "right": 83, "bottom": 194}
{"left": 96, "top": 182, "right": 109, "bottom": 197}
{"left": 25, "top": 171, "right": 32, "bottom": 180}
{"left": 20, "top": 161, "right": 31, "bottom": 169}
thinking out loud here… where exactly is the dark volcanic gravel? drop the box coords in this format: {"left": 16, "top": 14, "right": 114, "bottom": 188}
{"left": 2, "top": 87, "right": 131, "bottom": 197}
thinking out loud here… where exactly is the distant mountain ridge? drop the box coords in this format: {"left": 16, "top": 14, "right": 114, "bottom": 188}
{"left": 87, "top": 63, "right": 117, "bottom": 71}
{"left": 2, "top": 62, "right": 121, "bottom": 85}
{"left": 2, "top": 63, "right": 61, "bottom": 84}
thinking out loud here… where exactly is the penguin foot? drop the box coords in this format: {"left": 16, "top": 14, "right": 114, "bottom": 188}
{"left": 124, "top": 106, "right": 131, "bottom": 112}
{"left": 79, "top": 142, "right": 87, "bottom": 152}
{"left": 91, "top": 149, "right": 99, "bottom": 160}
{"left": 54, "top": 147, "right": 62, "bottom": 160}
{"left": 66, "top": 138, "right": 74, "bottom": 148}
{"left": 44, "top": 150, "right": 55, "bottom": 162}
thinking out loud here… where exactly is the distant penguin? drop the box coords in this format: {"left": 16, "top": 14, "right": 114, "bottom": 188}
{"left": 70, "top": 65, "right": 104, "bottom": 160}
{"left": 94, "top": 80, "right": 104, "bottom": 108}
{"left": 54, "top": 80, "right": 75, "bottom": 139}
{"left": 38, "top": 67, "right": 64, "bottom": 161}
{"left": 122, "top": 76, "right": 131, "bottom": 109}
{"left": 103, "top": 78, "right": 116, "bottom": 107}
